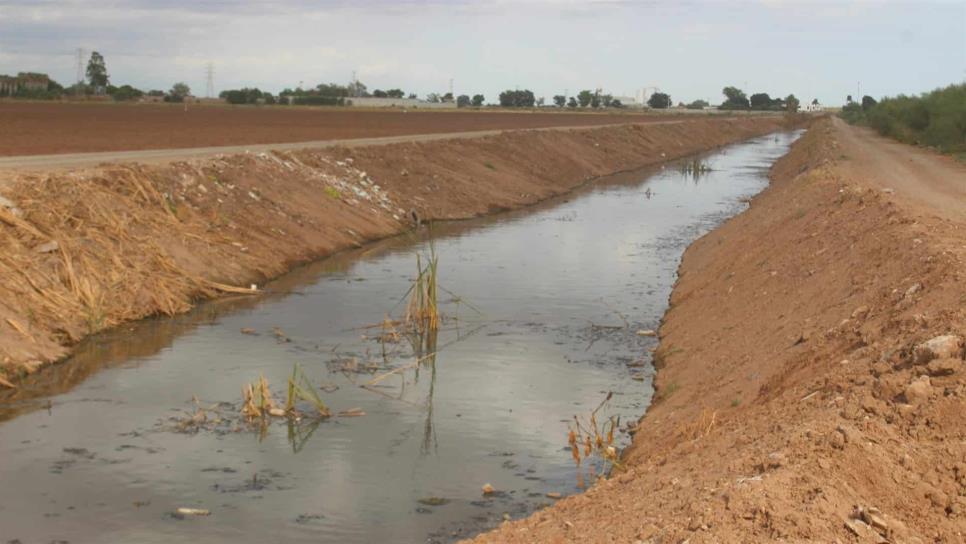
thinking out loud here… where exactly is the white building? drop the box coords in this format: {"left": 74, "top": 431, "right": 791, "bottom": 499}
{"left": 612, "top": 95, "right": 645, "bottom": 108}
{"left": 803, "top": 100, "right": 824, "bottom": 112}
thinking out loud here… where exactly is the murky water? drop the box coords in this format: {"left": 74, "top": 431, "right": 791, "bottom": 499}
{"left": 0, "top": 131, "right": 799, "bottom": 543}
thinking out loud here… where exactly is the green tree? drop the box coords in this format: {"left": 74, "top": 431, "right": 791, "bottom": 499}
{"left": 472, "top": 94, "right": 485, "bottom": 107}
{"left": 861, "top": 95, "right": 878, "bottom": 111}
{"left": 749, "top": 92, "right": 772, "bottom": 110}
{"left": 602, "top": 94, "right": 614, "bottom": 108}
{"left": 647, "top": 92, "right": 671, "bottom": 109}
{"left": 386, "top": 89, "right": 405, "bottom": 98}
{"left": 47, "top": 79, "right": 64, "bottom": 94}
{"left": 221, "top": 87, "right": 263, "bottom": 105}
{"left": 611, "top": 99, "right": 623, "bottom": 108}
{"left": 372, "top": 89, "right": 388, "bottom": 98}
{"left": 785, "top": 94, "right": 800, "bottom": 113}
{"left": 686, "top": 99, "right": 709, "bottom": 110}
{"left": 86, "top": 51, "right": 109, "bottom": 93}
{"left": 567, "top": 96, "right": 578, "bottom": 108}
{"left": 577, "top": 89, "right": 594, "bottom": 108}
{"left": 442, "top": 92, "right": 454, "bottom": 102}
{"left": 110, "top": 84, "right": 143, "bottom": 102}
{"left": 347, "top": 80, "right": 368, "bottom": 97}
{"left": 165, "top": 82, "right": 190, "bottom": 102}
{"left": 317, "top": 83, "right": 351, "bottom": 97}
{"left": 456, "top": 94, "right": 471, "bottom": 108}
{"left": 426, "top": 93, "right": 440, "bottom": 103}
{"left": 721, "top": 86, "right": 749, "bottom": 109}
{"left": 498, "top": 89, "right": 535, "bottom": 108}
{"left": 553, "top": 95, "right": 566, "bottom": 107}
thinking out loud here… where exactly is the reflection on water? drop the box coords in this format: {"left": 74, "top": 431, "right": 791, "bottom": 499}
{"left": 0, "top": 131, "right": 801, "bottom": 543}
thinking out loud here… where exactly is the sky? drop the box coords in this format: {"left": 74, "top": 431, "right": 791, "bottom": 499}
{"left": 0, "top": 0, "right": 963, "bottom": 106}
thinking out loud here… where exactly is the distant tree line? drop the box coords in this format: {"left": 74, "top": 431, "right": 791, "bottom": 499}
{"left": 719, "top": 86, "right": 800, "bottom": 112}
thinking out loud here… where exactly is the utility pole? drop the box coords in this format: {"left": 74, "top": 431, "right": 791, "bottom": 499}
{"left": 857, "top": 81, "right": 861, "bottom": 100}
{"left": 351, "top": 70, "right": 357, "bottom": 97}
{"left": 449, "top": 78, "right": 453, "bottom": 99}
{"left": 205, "top": 62, "right": 214, "bottom": 99}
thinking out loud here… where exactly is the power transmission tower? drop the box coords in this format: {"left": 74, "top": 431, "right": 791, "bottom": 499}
{"left": 205, "top": 62, "right": 214, "bottom": 98}
{"left": 75, "top": 48, "right": 85, "bottom": 94}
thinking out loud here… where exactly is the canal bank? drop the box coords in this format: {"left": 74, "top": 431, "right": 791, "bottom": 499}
{"left": 0, "top": 117, "right": 786, "bottom": 383}
{"left": 471, "top": 117, "right": 966, "bottom": 543}
{"left": 0, "top": 129, "right": 803, "bottom": 542}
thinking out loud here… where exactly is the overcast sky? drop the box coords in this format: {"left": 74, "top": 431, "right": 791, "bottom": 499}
{"left": 0, "top": 0, "right": 963, "bottom": 105}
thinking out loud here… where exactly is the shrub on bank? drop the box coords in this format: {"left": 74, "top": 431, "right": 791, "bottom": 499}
{"left": 843, "top": 83, "right": 966, "bottom": 154}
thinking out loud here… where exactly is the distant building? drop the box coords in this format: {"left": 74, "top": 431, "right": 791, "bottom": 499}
{"left": 346, "top": 96, "right": 456, "bottom": 109}
{"left": 18, "top": 72, "right": 49, "bottom": 91}
{"left": 0, "top": 75, "right": 17, "bottom": 95}
{"left": 804, "top": 100, "right": 823, "bottom": 113}
{"left": 0, "top": 72, "right": 50, "bottom": 95}
{"left": 612, "top": 95, "right": 646, "bottom": 108}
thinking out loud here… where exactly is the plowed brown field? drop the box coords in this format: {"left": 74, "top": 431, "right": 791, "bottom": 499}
{"left": 0, "top": 102, "right": 676, "bottom": 156}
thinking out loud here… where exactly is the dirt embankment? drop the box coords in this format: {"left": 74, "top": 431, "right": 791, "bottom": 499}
{"left": 0, "top": 117, "right": 784, "bottom": 385}
{"left": 469, "top": 118, "right": 966, "bottom": 542}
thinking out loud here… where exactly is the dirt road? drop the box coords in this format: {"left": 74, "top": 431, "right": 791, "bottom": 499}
{"left": 834, "top": 117, "right": 966, "bottom": 219}
{"left": 0, "top": 102, "right": 684, "bottom": 157}
{"left": 470, "top": 118, "right": 966, "bottom": 542}
{"left": 0, "top": 120, "right": 684, "bottom": 173}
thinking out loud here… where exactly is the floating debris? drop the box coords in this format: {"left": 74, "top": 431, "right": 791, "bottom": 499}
{"left": 175, "top": 507, "right": 210, "bottom": 517}
{"left": 417, "top": 497, "right": 451, "bottom": 506}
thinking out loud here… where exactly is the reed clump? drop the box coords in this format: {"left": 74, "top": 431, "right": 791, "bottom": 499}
{"left": 241, "top": 364, "right": 330, "bottom": 421}
{"left": 679, "top": 158, "right": 712, "bottom": 178}
{"left": 403, "top": 246, "right": 440, "bottom": 334}
{"left": 286, "top": 363, "right": 330, "bottom": 417}
{"left": 568, "top": 392, "right": 620, "bottom": 469}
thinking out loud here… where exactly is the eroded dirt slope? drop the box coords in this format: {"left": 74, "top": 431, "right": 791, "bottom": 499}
{"left": 469, "top": 118, "right": 966, "bottom": 542}
{"left": 0, "top": 117, "right": 783, "bottom": 386}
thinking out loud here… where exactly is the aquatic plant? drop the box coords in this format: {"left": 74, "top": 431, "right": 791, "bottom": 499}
{"left": 241, "top": 374, "right": 276, "bottom": 420}
{"left": 568, "top": 391, "right": 621, "bottom": 472}
{"left": 679, "top": 158, "right": 713, "bottom": 180}
{"left": 286, "top": 363, "right": 331, "bottom": 417}
{"left": 403, "top": 245, "right": 440, "bottom": 334}
{"left": 240, "top": 364, "right": 330, "bottom": 421}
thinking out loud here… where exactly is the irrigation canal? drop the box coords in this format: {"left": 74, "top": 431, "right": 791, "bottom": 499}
{"left": 0, "top": 130, "right": 801, "bottom": 543}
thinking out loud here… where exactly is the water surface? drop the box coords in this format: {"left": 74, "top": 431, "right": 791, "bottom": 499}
{"left": 0, "top": 131, "right": 800, "bottom": 543}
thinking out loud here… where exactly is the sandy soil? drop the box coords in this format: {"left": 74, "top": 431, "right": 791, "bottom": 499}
{"left": 0, "top": 116, "right": 784, "bottom": 388}
{"left": 0, "top": 102, "right": 683, "bottom": 157}
{"left": 833, "top": 117, "right": 966, "bottom": 220}
{"left": 468, "top": 118, "right": 966, "bottom": 542}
